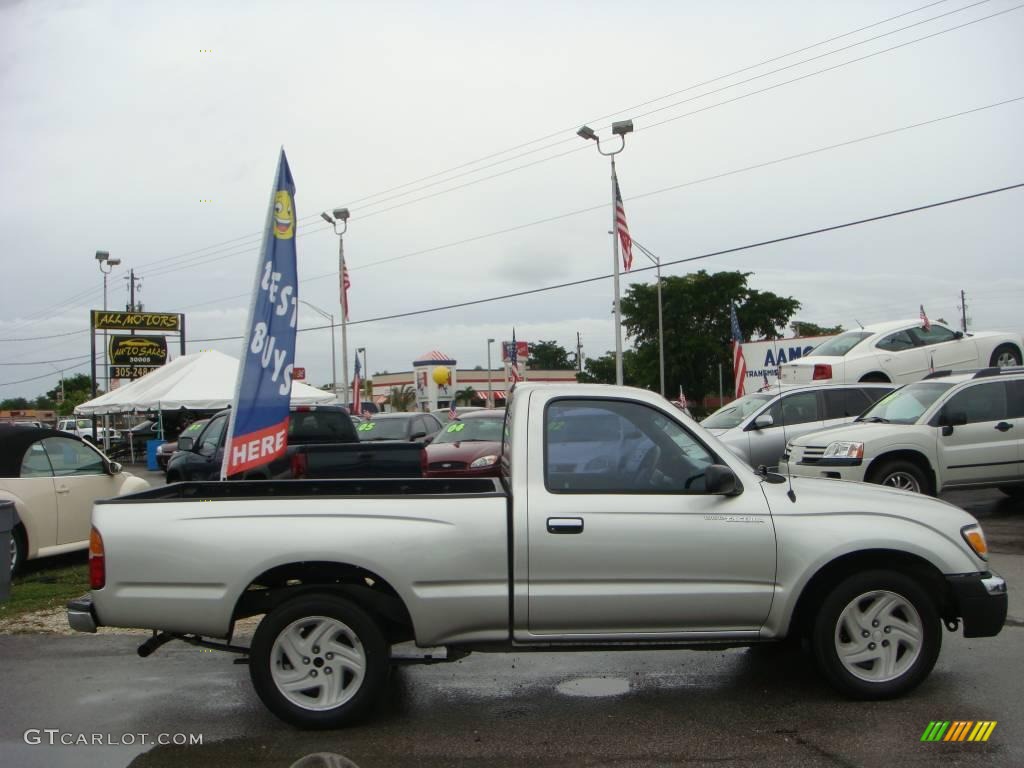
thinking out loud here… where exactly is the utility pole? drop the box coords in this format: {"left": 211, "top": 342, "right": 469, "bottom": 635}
{"left": 125, "top": 269, "right": 142, "bottom": 337}
{"left": 959, "top": 289, "right": 968, "bottom": 333}
{"left": 576, "top": 332, "right": 584, "bottom": 373}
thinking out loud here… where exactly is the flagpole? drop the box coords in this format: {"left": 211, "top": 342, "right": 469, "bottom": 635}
{"left": 339, "top": 234, "right": 350, "bottom": 408}
{"left": 610, "top": 154, "right": 623, "bottom": 386}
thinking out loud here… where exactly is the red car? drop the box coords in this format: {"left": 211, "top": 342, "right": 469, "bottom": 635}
{"left": 421, "top": 409, "right": 505, "bottom": 477}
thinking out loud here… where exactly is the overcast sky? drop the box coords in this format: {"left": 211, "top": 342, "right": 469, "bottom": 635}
{"left": 1, "top": 0, "right": 1022, "bottom": 398}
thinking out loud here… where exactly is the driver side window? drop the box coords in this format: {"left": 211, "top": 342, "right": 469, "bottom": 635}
{"left": 544, "top": 399, "right": 716, "bottom": 494}
{"left": 198, "top": 416, "right": 228, "bottom": 456}
{"left": 876, "top": 330, "right": 917, "bottom": 352}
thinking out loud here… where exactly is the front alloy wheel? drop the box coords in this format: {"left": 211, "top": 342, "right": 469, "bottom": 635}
{"left": 250, "top": 593, "right": 388, "bottom": 728}
{"left": 813, "top": 570, "right": 940, "bottom": 699}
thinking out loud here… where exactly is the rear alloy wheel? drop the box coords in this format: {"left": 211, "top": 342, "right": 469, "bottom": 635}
{"left": 249, "top": 593, "right": 388, "bottom": 729}
{"left": 990, "top": 344, "right": 1022, "bottom": 368}
{"left": 10, "top": 525, "right": 26, "bottom": 576}
{"left": 870, "top": 459, "right": 929, "bottom": 495}
{"left": 812, "top": 570, "right": 940, "bottom": 699}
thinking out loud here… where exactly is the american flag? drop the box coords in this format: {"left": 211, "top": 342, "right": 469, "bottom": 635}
{"left": 762, "top": 373, "right": 770, "bottom": 391}
{"left": 362, "top": 409, "right": 373, "bottom": 420}
{"left": 352, "top": 354, "right": 361, "bottom": 413}
{"left": 341, "top": 263, "right": 351, "bottom": 321}
{"left": 675, "top": 386, "right": 688, "bottom": 410}
{"left": 613, "top": 172, "right": 633, "bottom": 272}
{"left": 509, "top": 328, "right": 523, "bottom": 383}
{"left": 919, "top": 304, "right": 931, "bottom": 332}
{"left": 448, "top": 401, "right": 458, "bottom": 421}
{"left": 730, "top": 305, "right": 746, "bottom": 399}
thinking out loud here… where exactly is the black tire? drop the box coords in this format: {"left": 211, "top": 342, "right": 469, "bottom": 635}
{"left": 859, "top": 372, "right": 891, "bottom": 383}
{"left": 989, "top": 343, "right": 1022, "bottom": 369}
{"left": 249, "top": 593, "right": 388, "bottom": 729}
{"left": 812, "top": 569, "right": 940, "bottom": 700}
{"left": 869, "top": 459, "right": 930, "bottom": 495}
{"left": 999, "top": 485, "right": 1024, "bottom": 499}
{"left": 10, "top": 524, "right": 26, "bottom": 576}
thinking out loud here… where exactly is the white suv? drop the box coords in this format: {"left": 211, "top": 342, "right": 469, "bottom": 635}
{"left": 781, "top": 367, "right": 1024, "bottom": 497}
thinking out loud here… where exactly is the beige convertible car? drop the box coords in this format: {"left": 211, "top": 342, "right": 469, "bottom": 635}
{"left": 1, "top": 425, "right": 149, "bottom": 574}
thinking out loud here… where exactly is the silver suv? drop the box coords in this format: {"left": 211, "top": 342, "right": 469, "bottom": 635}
{"left": 702, "top": 383, "right": 894, "bottom": 469}
{"left": 782, "top": 367, "right": 1024, "bottom": 496}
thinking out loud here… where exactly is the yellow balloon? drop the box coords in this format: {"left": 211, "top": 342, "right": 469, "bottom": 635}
{"left": 432, "top": 366, "right": 450, "bottom": 385}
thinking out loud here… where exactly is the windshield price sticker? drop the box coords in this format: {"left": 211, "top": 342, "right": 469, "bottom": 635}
{"left": 446, "top": 422, "right": 466, "bottom": 433}
{"left": 357, "top": 422, "right": 376, "bottom": 431}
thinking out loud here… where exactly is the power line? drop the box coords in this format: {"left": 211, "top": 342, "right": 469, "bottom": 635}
{"left": 8, "top": 93, "right": 1023, "bottom": 340}
{"left": 186, "top": 181, "right": 1024, "bottom": 343}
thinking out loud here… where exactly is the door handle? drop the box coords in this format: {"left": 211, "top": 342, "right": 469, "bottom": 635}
{"left": 995, "top": 422, "right": 1013, "bottom": 432}
{"left": 547, "top": 517, "right": 584, "bottom": 534}
{"left": 56, "top": 486, "right": 70, "bottom": 494}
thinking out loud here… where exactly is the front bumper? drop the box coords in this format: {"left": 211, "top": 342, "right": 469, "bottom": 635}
{"left": 66, "top": 594, "right": 98, "bottom": 633}
{"left": 945, "top": 571, "right": 1008, "bottom": 638}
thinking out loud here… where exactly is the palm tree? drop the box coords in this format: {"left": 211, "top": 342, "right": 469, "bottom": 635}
{"left": 455, "top": 386, "right": 477, "bottom": 405}
{"left": 388, "top": 385, "right": 415, "bottom": 412}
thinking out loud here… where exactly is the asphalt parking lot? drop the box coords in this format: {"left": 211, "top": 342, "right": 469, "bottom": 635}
{"left": 0, "top": 483, "right": 1020, "bottom": 768}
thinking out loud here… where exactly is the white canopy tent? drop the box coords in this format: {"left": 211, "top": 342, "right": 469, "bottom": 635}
{"left": 76, "top": 350, "right": 337, "bottom": 416}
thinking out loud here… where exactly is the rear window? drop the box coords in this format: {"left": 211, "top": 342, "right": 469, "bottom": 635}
{"left": 288, "top": 411, "right": 358, "bottom": 443}
{"left": 809, "top": 331, "right": 871, "bottom": 357}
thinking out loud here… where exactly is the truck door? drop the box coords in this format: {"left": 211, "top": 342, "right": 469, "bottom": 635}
{"left": 937, "top": 380, "right": 1019, "bottom": 487}
{"left": 524, "top": 396, "right": 776, "bottom": 638}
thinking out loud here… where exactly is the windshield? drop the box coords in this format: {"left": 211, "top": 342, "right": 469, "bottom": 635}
{"left": 808, "top": 331, "right": 872, "bottom": 357}
{"left": 356, "top": 418, "right": 410, "bottom": 440}
{"left": 702, "top": 393, "right": 774, "bottom": 429}
{"left": 434, "top": 417, "right": 504, "bottom": 444}
{"left": 858, "top": 382, "right": 953, "bottom": 424}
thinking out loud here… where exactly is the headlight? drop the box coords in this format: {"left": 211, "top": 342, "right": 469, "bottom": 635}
{"left": 823, "top": 441, "right": 864, "bottom": 460}
{"left": 961, "top": 523, "right": 989, "bottom": 561}
{"left": 470, "top": 455, "right": 498, "bottom": 468}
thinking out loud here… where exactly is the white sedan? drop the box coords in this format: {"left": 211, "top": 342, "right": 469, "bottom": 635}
{"left": 779, "top": 319, "right": 1023, "bottom": 385}
{"left": 1, "top": 425, "right": 149, "bottom": 574}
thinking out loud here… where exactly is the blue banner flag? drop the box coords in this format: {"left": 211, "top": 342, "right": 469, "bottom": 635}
{"left": 221, "top": 149, "right": 298, "bottom": 478}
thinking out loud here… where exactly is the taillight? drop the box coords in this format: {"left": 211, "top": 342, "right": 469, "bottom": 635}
{"left": 812, "top": 363, "right": 833, "bottom": 381}
{"left": 290, "top": 451, "right": 308, "bottom": 479}
{"left": 89, "top": 527, "right": 105, "bottom": 590}
{"left": 420, "top": 446, "right": 428, "bottom": 477}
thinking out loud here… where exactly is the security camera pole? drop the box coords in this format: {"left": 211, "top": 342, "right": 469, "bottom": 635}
{"left": 577, "top": 120, "right": 633, "bottom": 386}
{"left": 322, "top": 208, "right": 351, "bottom": 407}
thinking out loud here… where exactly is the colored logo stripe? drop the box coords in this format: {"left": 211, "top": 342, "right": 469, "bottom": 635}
{"left": 921, "top": 720, "right": 997, "bottom": 742}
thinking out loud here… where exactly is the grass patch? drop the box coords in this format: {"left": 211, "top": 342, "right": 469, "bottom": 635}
{"left": 0, "top": 557, "right": 89, "bottom": 626}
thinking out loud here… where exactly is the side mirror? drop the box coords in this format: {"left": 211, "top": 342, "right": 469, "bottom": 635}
{"left": 752, "top": 413, "right": 774, "bottom": 430}
{"left": 705, "top": 464, "right": 741, "bottom": 495}
{"left": 953, "top": 331, "right": 964, "bottom": 340}
{"left": 939, "top": 411, "right": 967, "bottom": 436}
{"left": 177, "top": 436, "right": 194, "bottom": 452}
{"left": 108, "top": 461, "right": 123, "bottom": 475}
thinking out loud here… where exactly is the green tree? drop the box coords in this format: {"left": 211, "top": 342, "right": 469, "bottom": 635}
{"left": 0, "top": 397, "right": 31, "bottom": 410}
{"left": 45, "top": 373, "right": 99, "bottom": 416}
{"left": 791, "top": 321, "right": 843, "bottom": 337}
{"left": 455, "top": 386, "right": 477, "bottom": 405}
{"left": 577, "top": 349, "right": 644, "bottom": 385}
{"left": 387, "top": 385, "right": 415, "bottom": 412}
{"left": 620, "top": 270, "right": 800, "bottom": 403}
{"left": 528, "top": 340, "right": 574, "bottom": 370}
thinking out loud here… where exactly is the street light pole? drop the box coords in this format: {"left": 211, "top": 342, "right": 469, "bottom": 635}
{"left": 486, "top": 338, "right": 495, "bottom": 408}
{"left": 578, "top": 120, "right": 633, "bottom": 386}
{"left": 321, "top": 208, "right": 351, "bottom": 407}
{"left": 298, "top": 300, "right": 337, "bottom": 397}
{"left": 632, "top": 239, "right": 665, "bottom": 397}
{"left": 95, "top": 250, "right": 121, "bottom": 449}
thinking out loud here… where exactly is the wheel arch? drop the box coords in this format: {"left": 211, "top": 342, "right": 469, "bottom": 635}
{"left": 858, "top": 372, "right": 892, "bottom": 383}
{"left": 231, "top": 560, "right": 415, "bottom": 644}
{"left": 989, "top": 341, "right": 1022, "bottom": 366}
{"left": 866, "top": 449, "right": 937, "bottom": 495}
{"left": 787, "top": 549, "right": 952, "bottom": 639}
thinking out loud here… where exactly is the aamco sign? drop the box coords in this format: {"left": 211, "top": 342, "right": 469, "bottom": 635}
{"left": 741, "top": 335, "right": 835, "bottom": 388}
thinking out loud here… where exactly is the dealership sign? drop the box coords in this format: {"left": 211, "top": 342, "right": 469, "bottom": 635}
{"left": 740, "top": 335, "right": 835, "bottom": 388}
{"left": 91, "top": 310, "right": 182, "bottom": 332}
{"left": 108, "top": 335, "right": 167, "bottom": 366}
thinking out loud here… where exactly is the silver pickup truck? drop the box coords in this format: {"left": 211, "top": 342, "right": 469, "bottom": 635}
{"left": 67, "top": 383, "right": 1007, "bottom": 729}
